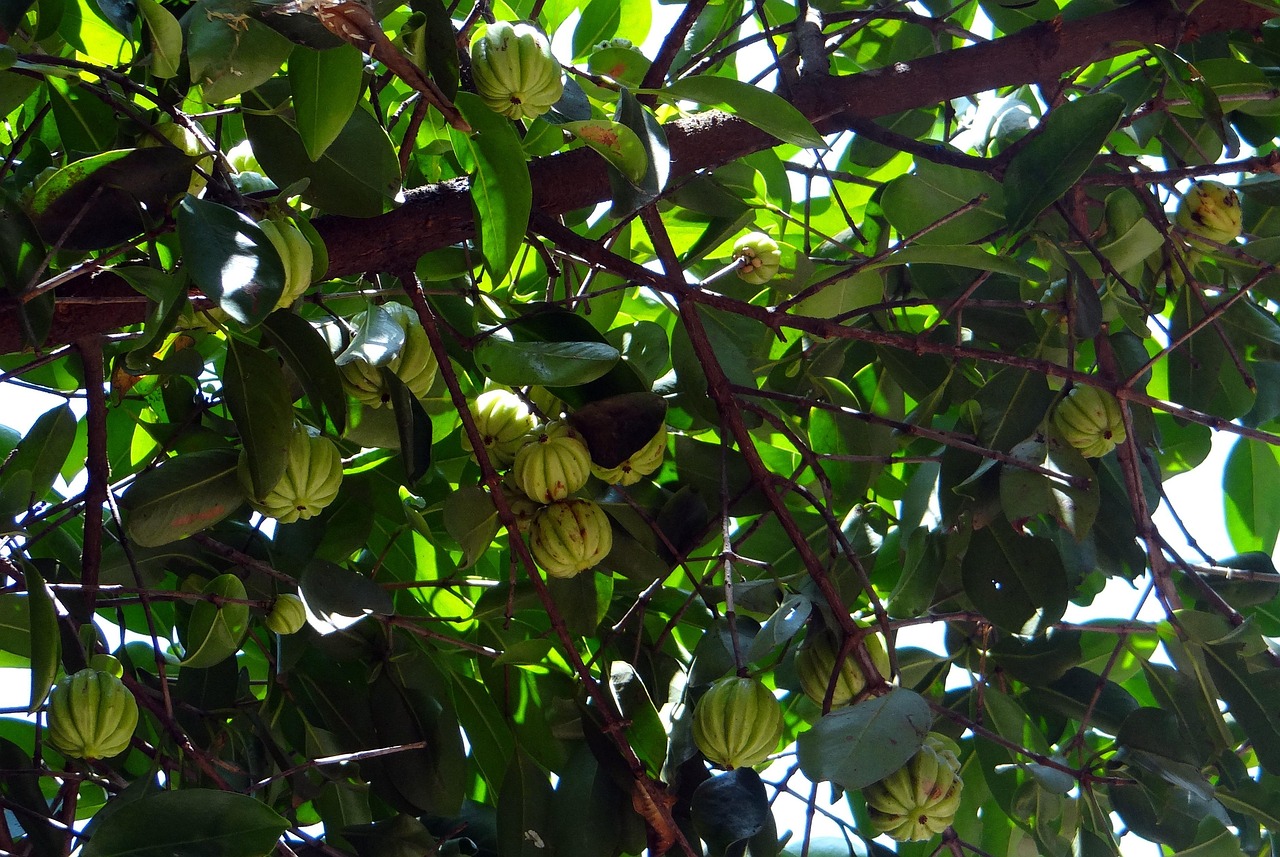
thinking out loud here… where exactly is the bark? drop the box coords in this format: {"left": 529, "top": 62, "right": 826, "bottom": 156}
{"left": 1, "top": 0, "right": 1273, "bottom": 355}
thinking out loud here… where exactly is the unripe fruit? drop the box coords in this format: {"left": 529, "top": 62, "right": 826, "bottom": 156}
{"left": 470, "top": 21, "right": 564, "bottom": 121}
{"left": 462, "top": 389, "right": 537, "bottom": 467}
{"left": 258, "top": 215, "right": 314, "bottom": 309}
{"left": 591, "top": 423, "right": 668, "bottom": 486}
{"left": 1053, "top": 385, "right": 1126, "bottom": 458}
{"left": 46, "top": 667, "right": 139, "bottom": 760}
{"left": 864, "top": 733, "right": 964, "bottom": 841}
{"left": 1176, "top": 181, "right": 1242, "bottom": 247}
{"left": 241, "top": 426, "right": 343, "bottom": 524}
{"left": 692, "top": 676, "right": 784, "bottom": 769}
{"left": 529, "top": 498, "right": 612, "bottom": 577}
{"left": 796, "top": 629, "right": 891, "bottom": 708}
{"left": 733, "top": 232, "right": 782, "bottom": 285}
{"left": 339, "top": 303, "right": 439, "bottom": 407}
{"left": 265, "top": 593, "right": 307, "bottom": 635}
{"left": 513, "top": 421, "right": 592, "bottom": 503}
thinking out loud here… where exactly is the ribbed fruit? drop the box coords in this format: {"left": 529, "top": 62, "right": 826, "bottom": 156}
{"left": 733, "top": 232, "right": 782, "bottom": 285}
{"left": 1176, "top": 180, "right": 1242, "bottom": 247}
{"left": 591, "top": 424, "right": 667, "bottom": 486}
{"left": 692, "top": 676, "right": 783, "bottom": 769}
{"left": 795, "top": 629, "right": 891, "bottom": 708}
{"left": 1053, "top": 385, "right": 1126, "bottom": 458}
{"left": 528, "top": 498, "right": 612, "bottom": 577}
{"left": 513, "top": 421, "right": 592, "bottom": 503}
{"left": 241, "top": 426, "right": 343, "bottom": 524}
{"left": 470, "top": 21, "right": 564, "bottom": 121}
{"left": 46, "top": 667, "right": 139, "bottom": 760}
{"left": 462, "top": 389, "right": 537, "bottom": 467}
{"left": 864, "top": 733, "right": 964, "bottom": 842}
{"left": 339, "top": 303, "right": 439, "bottom": 407}
{"left": 258, "top": 215, "right": 314, "bottom": 309}
{"left": 265, "top": 593, "right": 307, "bottom": 635}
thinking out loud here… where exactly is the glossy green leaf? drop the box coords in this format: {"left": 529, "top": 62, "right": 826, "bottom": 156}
{"left": 289, "top": 45, "right": 364, "bottom": 161}
{"left": 0, "top": 403, "right": 75, "bottom": 518}
{"left": 691, "top": 768, "right": 777, "bottom": 857}
{"left": 473, "top": 338, "right": 619, "bottom": 387}
{"left": 223, "top": 337, "right": 293, "bottom": 498}
{"left": 454, "top": 92, "right": 532, "bottom": 281}
{"left": 177, "top": 197, "right": 285, "bottom": 327}
{"left": 180, "top": 572, "right": 250, "bottom": 668}
{"left": 137, "top": 0, "right": 181, "bottom": 78}
{"left": 262, "top": 309, "right": 348, "bottom": 435}
{"left": 796, "top": 687, "right": 932, "bottom": 790}
{"left": 1223, "top": 438, "right": 1280, "bottom": 554}
{"left": 563, "top": 120, "right": 648, "bottom": 185}
{"left": 661, "top": 76, "right": 826, "bottom": 149}
{"left": 187, "top": 11, "right": 292, "bottom": 103}
{"left": 962, "top": 523, "right": 1068, "bottom": 636}
{"left": 24, "top": 562, "right": 59, "bottom": 712}
{"left": 299, "top": 559, "right": 393, "bottom": 633}
{"left": 120, "top": 449, "right": 245, "bottom": 547}
{"left": 443, "top": 484, "right": 499, "bottom": 569}
{"left": 81, "top": 788, "right": 288, "bottom": 856}
{"left": 607, "top": 88, "right": 669, "bottom": 216}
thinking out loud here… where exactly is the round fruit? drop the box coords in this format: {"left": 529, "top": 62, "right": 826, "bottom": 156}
{"left": 1053, "top": 385, "right": 1126, "bottom": 458}
{"left": 864, "top": 733, "right": 964, "bottom": 842}
{"left": 241, "top": 426, "right": 344, "bottom": 524}
{"left": 692, "top": 676, "right": 784, "bottom": 769}
{"left": 1176, "top": 180, "right": 1242, "bottom": 247}
{"left": 796, "top": 629, "right": 891, "bottom": 708}
{"left": 591, "top": 424, "right": 668, "bottom": 486}
{"left": 528, "top": 498, "right": 612, "bottom": 577}
{"left": 462, "top": 389, "right": 538, "bottom": 467}
{"left": 513, "top": 421, "right": 592, "bottom": 503}
{"left": 258, "top": 215, "right": 314, "bottom": 309}
{"left": 266, "top": 593, "right": 307, "bottom": 635}
{"left": 46, "top": 667, "right": 140, "bottom": 760}
{"left": 338, "top": 303, "right": 439, "bottom": 407}
{"left": 470, "top": 21, "right": 564, "bottom": 121}
{"left": 733, "top": 232, "right": 782, "bottom": 285}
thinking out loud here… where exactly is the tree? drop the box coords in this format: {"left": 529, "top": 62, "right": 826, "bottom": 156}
{"left": 2, "top": 0, "right": 1280, "bottom": 853}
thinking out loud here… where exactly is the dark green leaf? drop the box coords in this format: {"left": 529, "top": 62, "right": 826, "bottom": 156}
{"left": 262, "top": 309, "right": 348, "bottom": 434}
{"left": 177, "top": 197, "right": 285, "bottom": 327}
{"left": 474, "top": 338, "right": 620, "bottom": 387}
{"left": 961, "top": 523, "right": 1068, "bottom": 636}
{"left": 81, "top": 789, "right": 288, "bottom": 856}
{"left": 121, "top": 449, "right": 245, "bottom": 547}
{"left": 223, "top": 337, "right": 293, "bottom": 498}
{"left": 24, "top": 562, "right": 59, "bottom": 712}
{"left": 442, "top": 484, "right": 499, "bottom": 569}
{"left": 796, "top": 687, "right": 932, "bottom": 790}
{"left": 691, "top": 768, "right": 777, "bottom": 857}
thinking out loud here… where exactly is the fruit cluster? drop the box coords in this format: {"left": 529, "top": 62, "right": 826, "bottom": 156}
{"left": 863, "top": 733, "right": 965, "bottom": 841}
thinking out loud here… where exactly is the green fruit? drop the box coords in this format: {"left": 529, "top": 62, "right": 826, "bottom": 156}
{"left": 528, "top": 498, "right": 612, "bottom": 577}
{"left": 692, "top": 676, "right": 784, "bottom": 769}
{"left": 339, "top": 303, "right": 439, "bottom": 407}
{"left": 462, "top": 389, "right": 538, "bottom": 467}
{"left": 795, "top": 629, "right": 891, "bottom": 708}
{"left": 258, "top": 215, "right": 315, "bottom": 309}
{"left": 733, "top": 232, "right": 781, "bottom": 285}
{"left": 864, "top": 733, "right": 964, "bottom": 842}
{"left": 470, "top": 21, "right": 564, "bottom": 121}
{"left": 1053, "top": 385, "right": 1126, "bottom": 458}
{"left": 46, "top": 667, "right": 140, "bottom": 760}
{"left": 241, "top": 426, "right": 344, "bottom": 524}
{"left": 1176, "top": 180, "right": 1242, "bottom": 247}
{"left": 266, "top": 593, "right": 307, "bottom": 635}
{"left": 513, "top": 421, "right": 592, "bottom": 503}
{"left": 591, "top": 424, "right": 668, "bottom": 486}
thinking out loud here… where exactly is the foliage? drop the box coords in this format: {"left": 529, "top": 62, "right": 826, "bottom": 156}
{"left": 2, "top": 0, "right": 1280, "bottom": 855}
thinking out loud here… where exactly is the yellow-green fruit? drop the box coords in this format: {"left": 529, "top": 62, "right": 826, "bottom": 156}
{"left": 241, "top": 427, "right": 343, "bottom": 524}
{"left": 796, "top": 629, "right": 891, "bottom": 708}
{"left": 46, "top": 667, "right": 140, "bottom": 760}
{"left": 864, "top": 733, "right": 964, "bottom": 842}
{"left": 513, "top": 421, "right": 592, "bottom": 503}
{"left": 470, "top": 21, "right": 564, "bottom": 121}
{"left": 140, "top": 121, "right": 213, "bottom": 196}
{"left": 692, "top": 676, "right": 784, "bottom": 769}
{"left": 498, "top": 475, "right": 541, "bottom": 534}
{"left": 733, "top": 232, "right": 782, "bottom": 285}
{"left": 591, "top": 424, "right": 667, "bottom": 486}
{"left": 528, "top": 498, "right": 612, "bottom": 577}
{"left": 266, "top": 593, "right": 307, "bottom": 635}
{"left": 258, "top": 216, "right": 314, "bottom": 309}
{"left": 1053, "top": 385, "right": 1126, "bottom": 458}
{"left": 1176, "top": 180, "right": 1242, "bottom": 247}
{"left": 462, "top": 389, "right": 538, "bottom": 467}
{"left": 339, "top": 303, "right": 439, "bottom": 407}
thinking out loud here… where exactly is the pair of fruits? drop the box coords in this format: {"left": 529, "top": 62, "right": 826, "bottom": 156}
{"left": 240, "top": 424, "right": 344, "bottom": 524}
{"left": 864, "top": 733, "right": 965, "bottom": 841}
{"left": 470, "top": 21, "right": 564, "bottom": 121}
{"left": 45, "top": 657, "right": 139, "bottom": 761}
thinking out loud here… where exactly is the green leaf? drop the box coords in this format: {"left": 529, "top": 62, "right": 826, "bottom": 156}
{"left": 187, "top": 11, "right": 292, "bottom": 103}
{"left": 661, "top": 76, "right": 826, "bottom": 149}
{"left": 961, "top": 523, "right": 1068, "bottom": 636}
{"left": 870, "top": 243, "right": 1042, "bottom": 281}
{"left": 473, "top": 338, "right": 620, "bottom": 387}
{"left": 136, "top": 0, "right": 181, "bottom": 78}
{"left": 1223, "top": 438, "right": 1280, "bottom": 554}
{"left": 881, "top": 160, "right": 1006, "bottom": 245}
{"left": 177, "top": 197, "right": 285, "bottom": 327}
{"left": 443, "top": 484, "right": 499, "bottom": 570}
{"left": 691, "top": 768, "right": 777, "bottom": 857}
{"left": 453, "top": 92, "right": 532, "bottom": 282}
{"left": 223, "top": 338, "right": 293, "bottom": 499}
{"left": 1003, "top": 94, "right": 1125, "bottom": 232}
{"left": 180, "top": 572, "right": 249, "bottom": 668}
{"left": 563, "top": 120, "right": 648, "bottom": 185}
{"left": 289, "top": 45, "right": 364, "bottom": 161}
{"left": 24, "top": 563, "right": 59, "bottom": 713}
{"left": 608, "top": 88, "right": 669, "bottom": 217}
{"left": 262, "top": 310, "right": 348, "bottom": 435}
{"left": 572, "top": 0, "right": 620, "bottom": 58}
{"left": 299, "top": 560, "right": 393, "bottom": 633}
{"left": 999, "top": 434, "right": 1100, "bottom": 539}
{"left": 384, "top": 368, "right": 433, "bottom": 485}
{"left": 497, "top": 747, "right": 553, "bottom": 857}
{"left": 796, "top": 687, "right": 932, "bottom": 790}
{"left": 0, "top": 403, "right": 75, "bottom": 518}
{"left": 120, "top": 449, "right": 245, "bottom": 547}
{"left": 81, "top": 788, "right": 288, "bottom": 856}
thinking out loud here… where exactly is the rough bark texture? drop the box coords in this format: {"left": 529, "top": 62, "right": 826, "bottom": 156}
{"left": 1, "top": 0, "right": 1273, "bottom": 355}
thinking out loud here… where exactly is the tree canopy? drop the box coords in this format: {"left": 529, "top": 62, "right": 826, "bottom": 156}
{"left": 4, "top": 0, "right": 1280, "bottom": 855}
